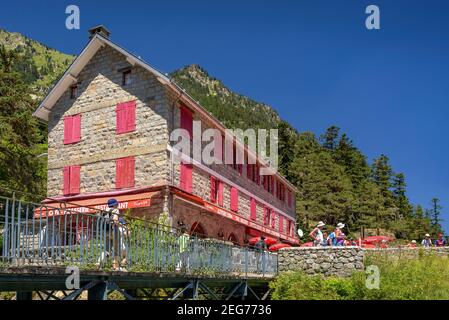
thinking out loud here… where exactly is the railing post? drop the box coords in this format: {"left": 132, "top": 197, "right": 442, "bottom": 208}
{"left": 244, "top": 247, "right": 248, "bottom": 277}
{"left": 3, "top": 199, "right": 9, "bottom": 260}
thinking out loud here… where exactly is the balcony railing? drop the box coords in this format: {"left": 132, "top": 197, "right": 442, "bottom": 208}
{"left": 0, "top": 196, "right": 277, "bottom": 277}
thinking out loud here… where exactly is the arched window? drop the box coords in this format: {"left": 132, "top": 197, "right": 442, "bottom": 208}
{"left": 190, "top": 222, "right": 207, "bottom": 238}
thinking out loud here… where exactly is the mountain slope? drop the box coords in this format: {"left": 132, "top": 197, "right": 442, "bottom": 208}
{"left": 171, "top": 64, "right": 283, "bottom": 131}
{"left": 0, "top": 28, "right": 74, "bottom": 94}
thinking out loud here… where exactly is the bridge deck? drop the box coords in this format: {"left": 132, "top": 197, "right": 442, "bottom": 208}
{"left": 0, "top": 266, "right": 274, "bottom": 292}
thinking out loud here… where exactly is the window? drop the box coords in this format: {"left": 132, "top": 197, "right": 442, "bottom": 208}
{"left": 180, "top": 105, "right": 193, "bottom": 140}
{"left": 70, "top": 85, "right": 77, "bottom": 99}
{"left": 230, "top": 187, "right": 238, "bottom": 212}
{"left": 116, "top": 157, "right": 135, "bottom": 189}
{"left": 116, "top": 100, "right": 136, "bottom": 134}
{"left": 64, "top": 114, "right": 82, "bottom": 145}
{"left": 122, "top": 69, "right": 131, "bottom": 86}
{"left": 217, "top": 180, "right": 224, "bottom": 206}
{"left": 210, "top": 176, "right": 218, "bottom": 203}
{"left": 263, "top": 207, "right": 271, "bottom": 226}
{"left": 271, "top": 211, "right": 276, "bottom": 229}
{"left": 279, "top": 215, "right": 284, "bottom": 233}
{"left": 250, "top": 198, "right": 257, "bottom": 221}
{"left": 180, "top": 162, "right": 193, "bottom": 193}
{"left": 63, "top": 166, "right": 80, "bottom": 196}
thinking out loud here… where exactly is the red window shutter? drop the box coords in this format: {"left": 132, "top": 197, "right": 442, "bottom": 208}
{"left": 210, "top": 176, "right": 217, "bottom": 203}
{"left": 250, "top": 198, "right": 257, "bottom": 221}
{"left": 70, "top": 166, "right": 81, "bottom": 195}
{"left": 116, "top": 103, "right": 127, "bottom": 134}
{"left": 263, "top": 207, "right": 270, "bottom": 225}
{"left": 72, "top": 114, "right": 81, "bottom": 143}
{"left": 116, "top": 157, "right": 134, "bottom": 189}
{"left": 63, "top": 166, "right": 80, "bottom": 195}
{"left": 180, "top": 105, "right": 193, "bottom": 140}
{"left": 63, "top": 167, "right": 71, "bottom": 195}
{"left": 126, "top": 157, "right": 135, "bottom": 188}
{"left": 116, "top": 158, "right": 125, "bottom": 189}
{"left": 64, "top": 116, "right": 73, "bottom": 144}
{"left": 180, "top": 162, "right": 193, "bottom": 193}
{"left": 230, "top": 187, "right": 238, "bottom": 212}
{"left": 217, "top": 181, "right": 224, "bottom": 206}
{"left": 279, "top": 215, "right": 284, "bottom": 233}
{"left": 125, "top": 101, "right": 136, "bottom": 132}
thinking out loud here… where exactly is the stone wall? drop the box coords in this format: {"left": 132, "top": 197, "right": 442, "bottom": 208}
{"left": 167, "top": 92, "right": 297, "bottom": 221}
{"left": 364, "top": 247, "right": 449, "bottom": 260}
{"left": 47, "top": 45, "right": 170, "bottom": 196}
{"left": 278, "top": 247, "right": 449, "bottom": 277}
{"left": 278, "top": 247, "right": 365, "bottom": 277}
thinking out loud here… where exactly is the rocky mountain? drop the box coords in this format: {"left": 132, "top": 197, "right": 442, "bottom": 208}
{"left": 170, "top": 64, "right": 284, "bottom": 131}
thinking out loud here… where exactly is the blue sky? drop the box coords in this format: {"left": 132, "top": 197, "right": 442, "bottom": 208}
{"left": 1, "top": 0, "right": 448, "bottom": 232}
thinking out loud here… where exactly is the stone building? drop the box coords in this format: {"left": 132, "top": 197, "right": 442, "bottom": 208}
{"left": 33, "top": 26, "right": 298, "bottom": 246}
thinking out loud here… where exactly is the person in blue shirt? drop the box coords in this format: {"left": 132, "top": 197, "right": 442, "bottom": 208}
{"left": 327, "top": 223, "right": 345, "bottom": 246}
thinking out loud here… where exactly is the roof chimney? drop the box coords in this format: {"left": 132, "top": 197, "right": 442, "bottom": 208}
{"left": 88, "top": 25, "right": 111, "bottom": 39}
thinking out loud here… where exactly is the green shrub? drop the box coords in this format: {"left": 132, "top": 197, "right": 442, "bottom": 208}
{"left": 270, "top": 255, "right": 449, "bottom": 300}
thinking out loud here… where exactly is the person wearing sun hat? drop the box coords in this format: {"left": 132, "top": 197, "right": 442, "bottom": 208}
{"left": 421, "top": 233, "right": 433, "bottom": 247}
{"left": 309, "top": 221, "right": 326, "bottom": 247}
{"left": 327, "top": 222, "right": 345, "bottom": 246}
{"left": 407, "top": 240, "right": 417, "bottom": 248}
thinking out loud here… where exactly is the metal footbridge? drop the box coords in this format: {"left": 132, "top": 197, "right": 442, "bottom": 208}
{"left": 0, "top": 196, "right": 277, "bottom": 300}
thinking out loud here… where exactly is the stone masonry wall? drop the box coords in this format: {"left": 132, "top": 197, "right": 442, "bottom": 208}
{"left": 364, "top": 247, "right": 449, "bottom": 260}
{"left": 47, "top": 45, "right": 170, "bottom": 196}
{"left": 278, "top": 247, "right": 449, "bottom": 277}
{"left": 167, "top": 91, "right": 296, "bottom": 220}
{"left": 171, "top": 161, "right": 296, "bottom": 240}
{"left": 278, "top": 247, "right": 365, "bottom": 277}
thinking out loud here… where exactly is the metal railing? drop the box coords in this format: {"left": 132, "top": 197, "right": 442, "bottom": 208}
{"left": 0, "top": 196, "right": 277, "bottom": 277}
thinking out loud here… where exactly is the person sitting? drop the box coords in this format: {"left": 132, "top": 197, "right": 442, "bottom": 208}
{"left": 336, "top": 232, "right": 346, "bottom": 246}
{"left": 406, "top": 240, "right": 417, "bottom": 248}
{"left": 421, "top": 234, "right": 433, "bottom": 247}
{"left": 434, "top": 233, "right": 446, "bottom": 247}
{"left": 309, "top": 221, "right": 325, "bottom": 247}
{"left": 327, "top": 223, "right": 345, "bottom": 246}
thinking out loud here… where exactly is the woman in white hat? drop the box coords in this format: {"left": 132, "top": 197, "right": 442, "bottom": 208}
{"left": 421, "top": 234, "right": 433, "bottom": 247}
{"left": 309, "top": 221, "right": 326, "bottom": 246}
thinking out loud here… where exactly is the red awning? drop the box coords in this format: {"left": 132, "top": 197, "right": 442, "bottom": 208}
{"left": 35, "top": 191, "right": 158, "bottom": 217}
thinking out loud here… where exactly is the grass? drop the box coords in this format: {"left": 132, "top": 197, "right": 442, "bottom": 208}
{"left": 270, "top": 254, "right": 449, "bottom": 300}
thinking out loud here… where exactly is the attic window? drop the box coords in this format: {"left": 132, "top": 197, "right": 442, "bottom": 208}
{"left": 70, "top": 85, "right": 77, "bottom": 99}
{"left": 122, "top": 69, "right": 132, "bottom": 86}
